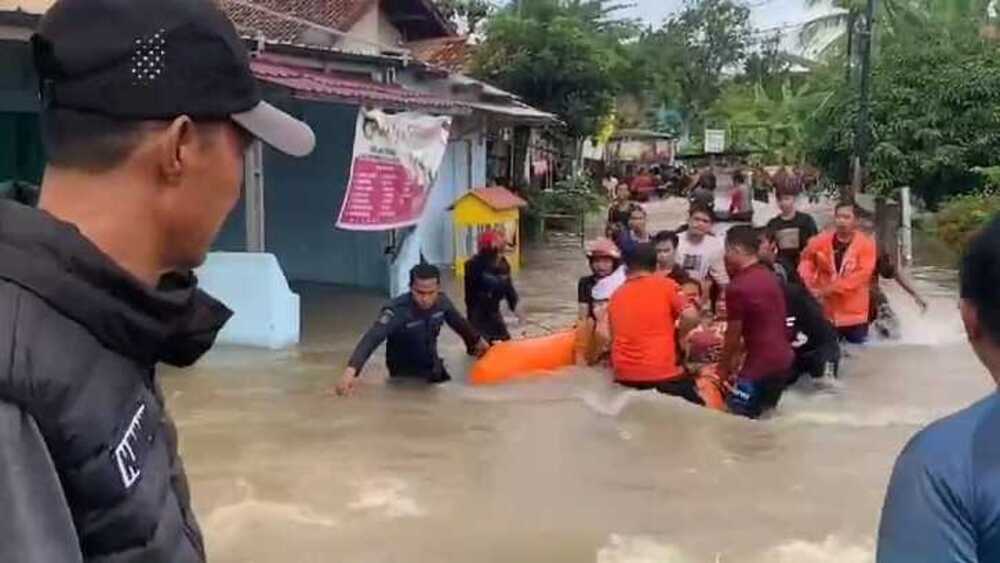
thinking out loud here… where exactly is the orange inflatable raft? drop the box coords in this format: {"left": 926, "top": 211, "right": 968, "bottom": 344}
{"left": 469, "top": 330, "right": 576, "bottom": 385}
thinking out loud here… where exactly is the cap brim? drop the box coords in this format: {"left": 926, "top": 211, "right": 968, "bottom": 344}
{"left": 232, "top": 101, "right": 316, "bottom": 157}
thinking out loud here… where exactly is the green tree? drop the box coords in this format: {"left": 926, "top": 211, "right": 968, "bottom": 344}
{"left": 805, "top": 24, "right": 1000, "bottom": 206}
{"left": 799, "top": 0, "right": 995, "bottom": 58}
{"left": 707, "top": 67, "right": 838, "bottom": 164}
{"left": 434, "top": 0, "right": 494, "bottom": 35}
{"left": 471, "top": 0, "right": 634, "bottom": 142}
{"left": 633, "top": 0, "right": 754, "bottom": 136}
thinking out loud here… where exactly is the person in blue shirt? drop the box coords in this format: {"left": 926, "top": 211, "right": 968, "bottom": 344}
{"left": 877, "top": 214, "right": 1000, "bottom": 562}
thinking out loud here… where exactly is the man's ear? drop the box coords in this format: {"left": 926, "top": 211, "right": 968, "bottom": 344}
{"left": 157, "top": 115, "right": 194, "bottom": 185}
{"left": 961, "top": 299, "right": 983, "bottom": 342}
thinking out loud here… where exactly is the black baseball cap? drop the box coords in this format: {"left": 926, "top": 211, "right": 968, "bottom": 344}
{"left": 31, "top": 0, "right": 315, "bottom": 157}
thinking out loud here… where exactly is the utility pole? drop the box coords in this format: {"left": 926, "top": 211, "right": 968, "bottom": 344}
{"left": 845, "top": 10, "right": 856, "bottom": 84}
{"left": 852, "top": 0, "right": 877, "bottom": 195}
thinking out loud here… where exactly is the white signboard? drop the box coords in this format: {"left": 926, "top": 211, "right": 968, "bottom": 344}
{"left": 336, "top": 109, "right": 452, "bottom": 231}
{"left": 704, "top": 129, "right": 726, "bottom": 154}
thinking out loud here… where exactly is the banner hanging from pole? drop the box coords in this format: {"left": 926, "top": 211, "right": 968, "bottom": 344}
{"left": 336, "top": 108, "right": 452, "bottom": 231}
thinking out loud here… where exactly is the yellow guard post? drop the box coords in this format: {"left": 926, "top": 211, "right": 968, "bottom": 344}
{"left": 451, "top": 186, "right": 528, "bottom": 277}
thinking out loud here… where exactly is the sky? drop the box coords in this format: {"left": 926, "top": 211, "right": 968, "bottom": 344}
{"left": 629, "top": 0, "right": 818, "bottom": 30}
{"left": 627, "top": 0, "right": 836, "bottom": 55}
{"left": 491, "top": 0, "right": 837, "bottom": 55}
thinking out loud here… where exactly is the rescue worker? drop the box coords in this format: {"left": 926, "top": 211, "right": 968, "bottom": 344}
{"left": 335, "top": 264, "right": 490, "bottom": 396}
{"left": 798, "top": 202, "right": 878, "bottom": 344}
{"left": 464, "top": 230, "right": 524, "bottom": 343}
{"left": 0, "top": 0, "right": 316, "bottom": 560}
{"left": 607, "top": 243, "right": 701, "bottom": 402}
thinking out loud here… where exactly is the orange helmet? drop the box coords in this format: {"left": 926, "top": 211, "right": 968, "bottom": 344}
{"left": 477, "top": 229, "right": 506, "bottom": 252}
{"left": 585, "top": 238, "right": 621, "bottom": 260}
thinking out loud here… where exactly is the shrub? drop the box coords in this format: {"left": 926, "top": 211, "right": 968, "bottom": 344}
{"left": 934, "top": 189, "right": 1000, "bottom": 251}
{"left": 523, "top": 175, "right": 605, "bottom": 218}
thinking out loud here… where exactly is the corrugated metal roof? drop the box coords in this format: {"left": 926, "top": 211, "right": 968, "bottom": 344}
{"left": 251, "top": 58, "right": 468, "bottom": 113}
{"left": 467, "top": 100, "right": 559, "bottom": 125}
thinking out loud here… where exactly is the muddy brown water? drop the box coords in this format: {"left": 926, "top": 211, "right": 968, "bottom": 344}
{"left": 163, "top": 197, "right": 988, "bottom": 562}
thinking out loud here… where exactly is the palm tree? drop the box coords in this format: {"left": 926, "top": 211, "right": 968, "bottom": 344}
{"left": 799, "top": 0, "right": 1000, "bottom": 69}
{"left": 798, "top": 0, "right": 862, "bottom": 60}
{"left": 799, "top": 0, "right": 995, "bottom": 66}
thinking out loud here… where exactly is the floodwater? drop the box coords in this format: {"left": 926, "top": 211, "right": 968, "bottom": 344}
{"left": 163, "top": 196, "right": 990, "bottom": 563}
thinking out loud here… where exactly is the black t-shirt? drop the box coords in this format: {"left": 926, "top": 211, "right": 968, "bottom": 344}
{"left": 785, "top": 279, "right": 839, "bottom": 352}
{"left": 833, "top": 236, "right": 850, "bottom": 273}
{"left": 766, "top": 212, "right": 819, "bottom": 268}
{"left": 578, "top": 275, "right": 598, "bottom": 317}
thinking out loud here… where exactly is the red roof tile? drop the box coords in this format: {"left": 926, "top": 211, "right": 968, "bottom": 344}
{"left": 219, "top": 0, "right": 454, "bottom": 44}
{"left": 405, "top": 36, "right": 472, "bottom": 72}
{"left": 251, "top": 58, "right": 465, "bottom": 112}
{"left": 219, "top": 0, "right": 374, "bottom": 43}
{"left": 466, "top": 187, "right": 528, "bottom": 211}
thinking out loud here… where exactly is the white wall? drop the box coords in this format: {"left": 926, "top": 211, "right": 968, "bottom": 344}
{"left": 389, "top": 133, "right": 487, "bottom": 296}
{"left": 377, "top": 10, "right": 403, "bottom": 47}
{"left": 337, "top": 5, "right": 403, "bottom": 53}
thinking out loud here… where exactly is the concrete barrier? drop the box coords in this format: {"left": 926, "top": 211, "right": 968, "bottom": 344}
{"left": 196, "top": 252, "right": 300, "bottom": 349}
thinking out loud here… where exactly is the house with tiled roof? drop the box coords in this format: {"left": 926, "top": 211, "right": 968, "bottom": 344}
{"left": 0, "top": 0, "right": 557, "bottom": 348}
{"left": 404, "top": 36, "right": 471, "bottom": 73}
{"left": 219, "top": 0, "right": 455, "bottom": 55}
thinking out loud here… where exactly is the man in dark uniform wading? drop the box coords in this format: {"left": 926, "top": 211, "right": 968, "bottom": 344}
{"left": 0, "top": 0, "right": 315, "bottom": 561}
{"left": 335, "top": 264, "right": 490, "bottom": 396}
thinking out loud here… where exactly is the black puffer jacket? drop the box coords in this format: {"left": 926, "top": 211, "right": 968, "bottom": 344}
{"left": 0, "top": 201, "right": 231, "bottom": 562}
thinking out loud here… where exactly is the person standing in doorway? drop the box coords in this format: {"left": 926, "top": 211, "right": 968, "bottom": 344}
{"left": 798, "top": 202, "right": 877, "bottom": 344}
{"left": 766, "top": 184, "right": 819, "bottom": 276}
{"left": 464, "top": 230, "right": 524, "bottom": 344}
{"left": 719, "top": 226, "right": 795, "bottom": 418}
{"left": 877, "top": 215, "right": 1000, "bottom": 562}
{"left": 336, "top": 264, "right": 490, "bottom": 395}
{"left": 676, "top": 204, "right": 729, "bottom": 297}
{"left": 0, "top": 0, "right": 316, "bottom": 560}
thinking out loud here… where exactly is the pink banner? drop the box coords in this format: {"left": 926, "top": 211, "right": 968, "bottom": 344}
{"left": 336, "top": 109, "right": 451, "bottom": 231}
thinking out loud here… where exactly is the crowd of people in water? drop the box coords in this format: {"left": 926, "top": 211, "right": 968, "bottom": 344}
{"left": 568, "top": 172, "right": 930, "bottom": 417}
{"left": 336, "top": 168, "right": 929, "bottom": 420}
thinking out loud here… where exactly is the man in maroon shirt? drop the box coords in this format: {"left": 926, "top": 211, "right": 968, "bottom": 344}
{"left": 719, "top": 225, "right": 795, "bottom": 418}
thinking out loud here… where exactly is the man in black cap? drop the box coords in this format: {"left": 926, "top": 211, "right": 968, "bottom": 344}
{"left": 0, "top": 0, "right": 314, "bottom": 561}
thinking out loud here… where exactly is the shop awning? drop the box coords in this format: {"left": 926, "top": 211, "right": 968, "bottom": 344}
{"left": 466, "top": 100, "right": 560, "bottom": 126}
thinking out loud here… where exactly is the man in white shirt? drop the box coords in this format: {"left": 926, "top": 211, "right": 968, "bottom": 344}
{"left": 676, "top": 204, "right": 729, "bottom": 296}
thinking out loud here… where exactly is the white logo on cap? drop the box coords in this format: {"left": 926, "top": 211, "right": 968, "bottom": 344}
{"left": 129, "top": 28, "right": 167, "bottom": 85}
